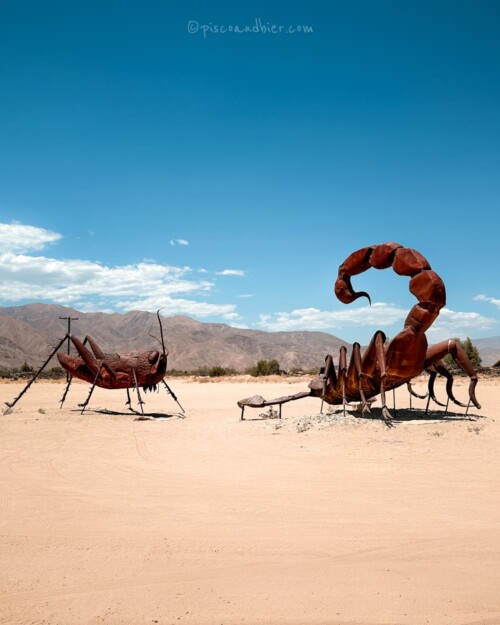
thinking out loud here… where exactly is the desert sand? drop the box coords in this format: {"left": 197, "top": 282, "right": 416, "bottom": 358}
{"left": 0, "top": 375, "right": 499, "bottom": 625}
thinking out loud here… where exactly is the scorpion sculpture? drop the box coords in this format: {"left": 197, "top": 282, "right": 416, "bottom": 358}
{"left": 6, "top": 311, "right": 184, "bottom": 415}
{"left": 238, "top": 242, "right": 481, "bottom": 422}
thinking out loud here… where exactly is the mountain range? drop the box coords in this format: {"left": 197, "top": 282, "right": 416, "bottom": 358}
{"left": 0, "top": 303, "right": 498, "bottom": 371}
{"left": 0, "top": 303, "right": 350, "bottom": 372}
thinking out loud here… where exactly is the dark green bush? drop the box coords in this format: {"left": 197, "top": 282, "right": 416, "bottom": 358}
{"left": 249, "top": 359, "right": 281, "bottom": 377}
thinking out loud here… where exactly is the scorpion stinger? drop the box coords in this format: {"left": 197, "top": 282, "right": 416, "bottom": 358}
{"left": 311, "top": 243, "right": 481, "bottom": 422}
{"left": 237, "top": 242, "right": 481, "bottom": 424}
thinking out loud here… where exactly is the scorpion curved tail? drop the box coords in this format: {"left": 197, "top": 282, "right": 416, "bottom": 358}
{"left": 334, "top": 242, "right": 446, "bottom": 335}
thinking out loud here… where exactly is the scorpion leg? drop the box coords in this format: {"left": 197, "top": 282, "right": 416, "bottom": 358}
{"left": 310, "top": 348, "right": 350, "bottom": 412}
{"left": 406, "top": 380, "right": 428, "bottom": 412}
{"left": 322, "top": 354, "right": 337, "bottom": 398}
{"left": 434, "top": 361, "right": 468, "bottom": 408}
{"left": 361, "top": 330, "right": 393, "bottom": 423}
{"left": 338, "top": 346, "right": 347, "bottom": 416}
{"left": 425, "top": 339, "right": 480, "bottom": 409}
{"left": 406, "top": 381, "right": 428, "bottom": 400}
{"left": 348, "top": 342, "right": 371, "bottom": 414}
{"left": 375, "top": 334, "right": 393, "bottom": 423}
{"left": 426, "top": 367, "right": 447, "bottom": 408}
{"left": 312, "top": 353, "right": 341, "bottom": 409}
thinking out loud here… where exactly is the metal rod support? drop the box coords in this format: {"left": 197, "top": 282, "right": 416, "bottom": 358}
{"left": 5, "top": 334, "right": 71, "bottom": 410}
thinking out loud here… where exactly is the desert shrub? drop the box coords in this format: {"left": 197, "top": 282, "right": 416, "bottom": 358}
{"left": 289, "top": 367, "right": 311, "bottom": 376}
{"left": 0, "top": 365, "right": 66, "bottom": 380}
{"left": 249, "top": 359, "right": 280, "bottom": 377}
{"left": 191, "top": 366, "right": 211, "bottom": 377}
{"left": 20, "top": 361, "right": 34, "bottom": 373}
{"left": 208, "top": 365, "right": 237, "bottom": 377}
{"left": 40, "top": 366, "right": 66, "bottom": 379}
{"left": 167, "top": 369, "right": 191, "bottom": 376}
{"left": 189, "top": 365, "right": 238, "bottom": 377}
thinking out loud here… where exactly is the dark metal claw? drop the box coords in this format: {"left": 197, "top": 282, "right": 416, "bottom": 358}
{"left": 406, "top": 381, "right": 428, "bottom": 400}
{"left": 468, "top": 377, "right": 481, "bottom": 410}
{"left": 427, "top": 370, "right": 447, "bottom": 407}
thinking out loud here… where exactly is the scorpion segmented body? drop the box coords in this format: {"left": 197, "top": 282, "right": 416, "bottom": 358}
{"left": 308, "top": 242, "right": 480, "bottom": 421}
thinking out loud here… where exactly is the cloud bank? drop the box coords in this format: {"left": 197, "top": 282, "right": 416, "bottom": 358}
{"left": 0, "top": 223, "right": 497, "bottom": 337}
{"left": 258, "top": 302, "right": 497, "bottom": 341}
{"left": 474, "top": 294, "right": 500, "bottom": 309}
{"left": 0, "top": 223, "right": 62, "bottom": 253}
{"left": 0, "top": 223, "right": 237, "bottom": 319}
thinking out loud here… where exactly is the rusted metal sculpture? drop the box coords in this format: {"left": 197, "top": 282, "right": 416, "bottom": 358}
{"left": 6, "top": 311, "right": 184, "bottom": 415}
{"left": 239, "top": 242, "right": 480, "bottom": 423}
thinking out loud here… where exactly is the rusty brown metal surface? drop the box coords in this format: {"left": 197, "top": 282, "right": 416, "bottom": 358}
{"left": 309, "top": 242, "right": 480, "bottom": 421}
{"left": 6, "top": 311, "right": 184, "bottom": 414}
{"left": 57, "top": 340, "right": 167, "bottom": 391}
{"left": 238, "top": 242, "right": 481, "bottom": 423}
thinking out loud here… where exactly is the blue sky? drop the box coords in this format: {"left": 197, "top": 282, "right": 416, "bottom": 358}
{"left": 0, "top": 1, "right": 499, "bottom": 344}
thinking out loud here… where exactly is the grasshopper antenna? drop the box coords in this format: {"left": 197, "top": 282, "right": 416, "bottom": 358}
{"left": 156, "top": 308, "right": 168, "bottom": 357}
{"left": 148, "top": 309, "right": 169, "bottom": 356}
{"left": 148, "top": 330, "right": 162, "bottom": 349}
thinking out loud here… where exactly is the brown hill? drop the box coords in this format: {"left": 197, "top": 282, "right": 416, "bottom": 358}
{"left": 0, "top": 303, "right": 351, "bottom": 372}
{"left": 0, "top": 315, "right": 52, "bottom": 369}
{"left": 471, "top": 336, "right": 500, "bottom": 368}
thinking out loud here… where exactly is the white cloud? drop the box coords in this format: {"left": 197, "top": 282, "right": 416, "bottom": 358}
{"left": 0, "top": 223, "right": 246, "bottom": 321}
{"left": 114, "top": 295, "right": 237, "bottom": 318}
{"left": 0, "top": 253, "right": 203, "bottom": 297}
{"left": 474, "top": 294, "right": 500, "bottom": 309}
{"left": 0, "top": 223, "right": 62, "bottom": 253}
{"left": 222, "top": 312, "right": 242, "bottom": 320}
{"left": 426, "top": 307, "right": 498, "bottom": 341}
{"left": 258, "top": 303, "right": 498, "bottom": 340}
{"left": 0, "top": 250, "right": 238, "bottom": 319}
{"left": 258, "top": 302, "right": 407, "bottom": 332}
{"left": 216, "top": 269, "right": 246, "bottom": 276}
{"left": 238, "top": 294, "right": 254, "bottom": 298}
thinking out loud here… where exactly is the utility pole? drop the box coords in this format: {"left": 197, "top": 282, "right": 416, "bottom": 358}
{"left": 59, "top": 316, "right": 78, "bottom": 381}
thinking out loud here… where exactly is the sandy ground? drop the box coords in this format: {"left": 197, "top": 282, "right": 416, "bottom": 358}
{"left": 0, "top": 375, "right": 499, "bottom": 625}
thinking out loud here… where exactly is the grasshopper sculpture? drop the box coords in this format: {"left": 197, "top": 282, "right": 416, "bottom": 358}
{"left": 6, "top": 311, "right": 184, "bottom": 415}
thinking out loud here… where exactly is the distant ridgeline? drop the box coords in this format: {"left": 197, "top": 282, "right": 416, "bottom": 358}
{"left": 0, "top": 303, "right": 498, "bottom": 373}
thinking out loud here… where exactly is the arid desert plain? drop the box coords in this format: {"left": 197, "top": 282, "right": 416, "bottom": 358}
{"left": 1, "top": 375, "right": 499, "bottom": 625}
